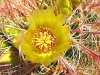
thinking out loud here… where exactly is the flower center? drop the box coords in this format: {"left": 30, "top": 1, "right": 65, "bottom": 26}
{"left": 32, "top": 27, "right": 56, "bottom": 51}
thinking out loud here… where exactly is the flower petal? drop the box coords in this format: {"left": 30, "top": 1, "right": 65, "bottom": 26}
{"left": 43, "top": 7, "right": 56, "bottom": 27}
{"left": 56, "top": 25, "right": 70, "bottom": 42}
{"left": 25, "top": 51, "right": 57, "bottom": 66}
{"left": 21, "top": 32, "right": 34, "bottom": 53}
{"left": 52, "top": 14, "right": 66, "bottom": 36}
{"left": 55, "top": 25, "right": 71, "bottom": 52}
{"left": 54, "top": 41, "right": 70, "bottom": 53}
{"left": 29, "top": 9, "right": 44, "bottom": 28}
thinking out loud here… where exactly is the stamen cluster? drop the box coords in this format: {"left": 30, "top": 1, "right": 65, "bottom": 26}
{"left": 32, "top": 27, "right": 56, "bottom": 51}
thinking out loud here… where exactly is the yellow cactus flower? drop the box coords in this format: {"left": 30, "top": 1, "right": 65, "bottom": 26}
{"left": 13, "top": 7, "right": 71, "bottom": 66}
{"left": 56, "top": 0, "right": 72, "bottom": 17}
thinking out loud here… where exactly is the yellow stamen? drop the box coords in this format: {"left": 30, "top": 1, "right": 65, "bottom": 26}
{"left": 32, "top": 27, "right": 56, "bottom": 51}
